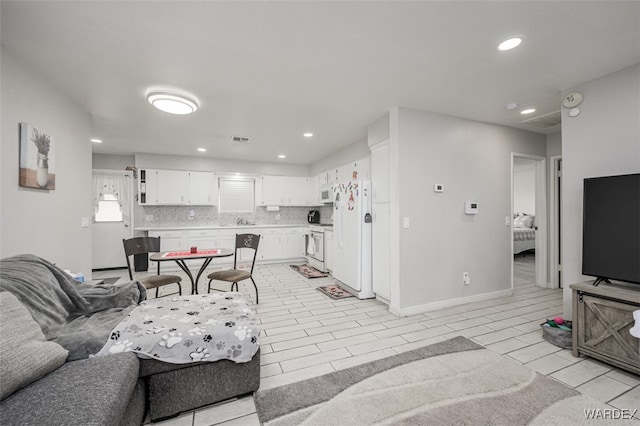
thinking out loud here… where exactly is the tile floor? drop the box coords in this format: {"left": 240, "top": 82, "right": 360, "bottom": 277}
{"left": 93, "top": 255, "right": 639, "bottom": 425}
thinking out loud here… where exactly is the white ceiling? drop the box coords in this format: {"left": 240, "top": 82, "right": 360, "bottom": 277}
{"left": 2, "top": 1, "right": 639, "bottom": 165}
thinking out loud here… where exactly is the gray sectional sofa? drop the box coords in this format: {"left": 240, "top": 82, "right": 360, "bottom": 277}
{"left": 0, "top": 255, "right": 260, "bottom": 424}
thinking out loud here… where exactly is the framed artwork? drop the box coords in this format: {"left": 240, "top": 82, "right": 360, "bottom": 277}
{"left": 19, "top": 123, "right": 56, "bottom": 190}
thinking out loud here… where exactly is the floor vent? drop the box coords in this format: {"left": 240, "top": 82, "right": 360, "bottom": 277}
{"left": 232, "top": 136, "right": 250, "bottom": 143}
{"left": 521, "top": 110, "right": 562, "bottom": 129}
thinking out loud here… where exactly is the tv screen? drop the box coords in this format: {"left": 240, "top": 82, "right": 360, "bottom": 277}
{"left": 582, "top": 173, "right": 640, "bottom": 284}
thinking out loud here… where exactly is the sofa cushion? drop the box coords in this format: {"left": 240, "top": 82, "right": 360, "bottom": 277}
{"left": 0, "top": 292, "right": 68, "bottom": 400}
{"left": 0, "top": 352, "right": 141, "bottom": 426}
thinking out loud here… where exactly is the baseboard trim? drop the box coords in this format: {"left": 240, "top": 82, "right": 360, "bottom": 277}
{"left": 389, "top": 289, "right": 514, "bottom": 317}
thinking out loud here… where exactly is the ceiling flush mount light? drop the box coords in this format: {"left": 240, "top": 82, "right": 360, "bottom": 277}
{"left": 498, "top": 37, "right": 522, "bottom": 51}
{"left": 91, "top": 138, "right": 102, "bottom": 143}
{"left": 147, "top": 91, "right": 198, "bottom": 115}
{"left": 520, "top": 108, "right": 536, "bottom": 115}
{"left": 278, "top": 154, "right": 286, "bottom": 159}
{"left": 197, "top": 148, "right": 207, "bottom": 152}
{"left": 303, "top": 133, "right": 313, "bottom": 138}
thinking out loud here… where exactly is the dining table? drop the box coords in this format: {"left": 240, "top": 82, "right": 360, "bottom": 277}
{"left": 149, "top": 248, "right": 234, "bottom": 295}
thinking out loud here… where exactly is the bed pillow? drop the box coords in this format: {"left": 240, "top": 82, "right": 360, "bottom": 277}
{"left": 0, "top": 292, "right": 68, "bottom": 400}
{"left": 514, "top": 214, "right": 535, "bottom": 228}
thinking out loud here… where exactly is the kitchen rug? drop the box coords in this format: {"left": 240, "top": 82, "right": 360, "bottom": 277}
{"left": 316, "top": 284, "right": 353, "bottom": 299}
{"left": 290, "top": 264, "right": 329, "bottom": 279}
{"left": 253, "top": 336, "right": 616, "bottom": 426}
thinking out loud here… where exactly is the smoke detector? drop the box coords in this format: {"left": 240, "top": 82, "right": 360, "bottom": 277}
{"left": 231, "top": 136, "right": 250, "bottom": 143}
{"left": 562, "top": 92, "right": 583, "bottom": 108}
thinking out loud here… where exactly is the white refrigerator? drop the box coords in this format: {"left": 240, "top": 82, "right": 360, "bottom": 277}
{"left": 332, "top": 179, "right": 374, "bottom": 299}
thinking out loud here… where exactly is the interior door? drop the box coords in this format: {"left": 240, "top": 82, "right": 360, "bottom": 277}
{"left": 92, "top": 172, "right": 134, "bottom": 270}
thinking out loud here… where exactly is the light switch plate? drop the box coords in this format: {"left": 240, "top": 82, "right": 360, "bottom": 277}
{"left": 81, "top": 217, "right": 90, "bottom": 228}
{"left": 403, "top": 217, "right": 410, "bottom": 228}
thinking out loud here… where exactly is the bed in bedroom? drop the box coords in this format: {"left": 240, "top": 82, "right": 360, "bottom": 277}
{"left": 513, "top": 214, "right": 535, "bottom": 255}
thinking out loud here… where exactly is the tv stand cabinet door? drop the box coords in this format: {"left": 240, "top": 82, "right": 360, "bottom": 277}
{"left": 573, "top": 284, "right": 640, "bottom": 375}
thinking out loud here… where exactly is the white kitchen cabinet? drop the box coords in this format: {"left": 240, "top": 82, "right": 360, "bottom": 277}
{"left": 188, "top": 171, "right": 216, "bottom": 205}
{"left": 372, "top": 203, "right": 390, "bottom": 300}
{"left": 318, "top": 172, "right": 329, "bottom": 187}
{"left": 156, "top": 170, "right": 189, "bottom": 205}
{"left": 259, "top": 175, "right": 285, "bottom": 206}
{"left": 307, "top": 175, "right": 321, "bottom": 206}
{"left": 371, "top": 142, "right": 390, "bottom": 203}
{"left": 149, "top": 230, "right": 187, "bottom": 251}
{"left": 284, "top": 177, "right": 308, "bottom": 206}
{"left": 139, "top": 169, "right": 216, "bottom": 206}
{"left": 258, "top": 230, "right": 282, "bottom": 261}
{"left": 282, "top": 228, "right": 305, "bottom": 259}
{"left": 325, "top": 230, "right": 334, "bottom": 272}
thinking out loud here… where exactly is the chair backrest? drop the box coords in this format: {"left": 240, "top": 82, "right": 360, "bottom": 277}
{"left": 234, "top": 233, "right": 260, "bottom": 273}
{"left": 122, "top": 236, "right": 162, "bottom": 280}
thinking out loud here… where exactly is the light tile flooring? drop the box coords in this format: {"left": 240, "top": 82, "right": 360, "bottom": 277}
{"left": 93, "top": 256, "right": 640, "bottom": 425}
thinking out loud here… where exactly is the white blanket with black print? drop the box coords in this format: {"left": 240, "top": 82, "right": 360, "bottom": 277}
{"left": 96, "top": 292, "right": 259, "bottom": 364}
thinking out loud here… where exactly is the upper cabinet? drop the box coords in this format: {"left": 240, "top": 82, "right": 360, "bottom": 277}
{"left": 259, "top": 175, "right": 285, "bottom": 206}
{"left": 258, "top": 175, "right": 320, "bottom": 206}
{"left": 138, "top": 169, "right": 216, "bottom": 205}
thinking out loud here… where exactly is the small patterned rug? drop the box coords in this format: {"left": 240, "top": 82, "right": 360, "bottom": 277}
{"left": 290, "top": 264, "right": 329, "bottom": 279}
{"left": 316, "top": 284, "right": 354, "bottom": 300}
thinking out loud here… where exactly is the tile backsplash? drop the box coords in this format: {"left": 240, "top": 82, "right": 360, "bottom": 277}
{"left": 137, "top": 205, "right": 333, "bottom": 228}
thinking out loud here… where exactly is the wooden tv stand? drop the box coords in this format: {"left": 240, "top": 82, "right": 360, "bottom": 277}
{"left": 571, "top": 281, "right": 640, "bottom": 375}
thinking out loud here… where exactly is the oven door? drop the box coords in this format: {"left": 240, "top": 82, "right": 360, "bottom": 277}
{"left": 305, "top": 231, "right": 324, "bottom": 262}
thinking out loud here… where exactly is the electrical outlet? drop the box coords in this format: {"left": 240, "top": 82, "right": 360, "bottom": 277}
{"left": 463, "top": 272, "right": 471, "bottom": 285}
{"left": 145, "top": 215, "right": 154, "bottom": 222}
{"left": 275, "top": 213, "right": 281, "bottom": 220}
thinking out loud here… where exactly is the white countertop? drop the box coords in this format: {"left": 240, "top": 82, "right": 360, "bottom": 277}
{"left": 135, "top": 224, "right": 311, "bottom": 231}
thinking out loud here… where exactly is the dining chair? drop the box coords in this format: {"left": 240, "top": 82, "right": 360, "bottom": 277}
{"left": 123, "top": 236, "right": 182, "bottom": 298}
{"left": 207, "top": 233, "right": 261, "bottom": 304}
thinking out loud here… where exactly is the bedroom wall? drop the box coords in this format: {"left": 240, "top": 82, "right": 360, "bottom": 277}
{"left": 1, "top": 47, "right": 93, "bottom": 275}
{"left": 560, "top": 64, "right": 640, "bottom": 319}
{"left": 513, "top": 158, "right": 536, "bottom": 215}
{"left": 394, "top": 107, "right": 547, "bottom": 313}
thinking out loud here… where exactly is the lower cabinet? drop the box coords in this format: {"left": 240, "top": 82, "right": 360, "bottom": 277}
{"left": 571, "top": 281, "right": 640, "bottom": 375}
{"left": 148, "top": 227, "right": 306, "bottom": 271}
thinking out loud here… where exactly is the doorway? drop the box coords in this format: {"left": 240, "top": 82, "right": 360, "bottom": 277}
{"left": 92, "top": 170, "right": 134, "bottom": 270}
{"left": 511, "top": 154, "right": 547, "bottom": 289}
{"left": 549, "top": 156, "right": 562, "bottom": 289}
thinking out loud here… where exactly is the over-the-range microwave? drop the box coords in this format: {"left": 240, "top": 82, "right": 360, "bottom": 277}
{"left": 320, "top": 187, "right": 333, "bottom": 203}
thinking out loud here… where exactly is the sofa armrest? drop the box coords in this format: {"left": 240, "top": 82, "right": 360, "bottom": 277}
{"left": 0, "top": 352, "right": 143, "bottom": 426}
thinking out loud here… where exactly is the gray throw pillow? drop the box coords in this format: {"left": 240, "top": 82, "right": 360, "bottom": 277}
{"left": 0, "top": 292, "right": 69, "bottom": 400}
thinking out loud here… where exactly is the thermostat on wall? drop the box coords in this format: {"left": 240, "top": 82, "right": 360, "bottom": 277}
{"left": 465, "top": 201, "right": 479, "bottom": 215}
{"left": 434, "top": 184, "right": 444, "bottom": 193}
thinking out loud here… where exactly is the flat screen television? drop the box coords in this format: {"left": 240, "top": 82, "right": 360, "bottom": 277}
{"left": 582, "top": 173, "right": 640, "bottom": 285}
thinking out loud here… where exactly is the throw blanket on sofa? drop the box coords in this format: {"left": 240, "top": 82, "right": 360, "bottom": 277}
{"left": 96, "top": 293, "right": 260, "bottom": 364}
{"left": 0, "top": 254, "right": 146, "bottom": 361}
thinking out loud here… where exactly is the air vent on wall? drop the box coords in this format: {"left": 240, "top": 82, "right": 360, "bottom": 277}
{"left": 232, "top": 136, "right": 250, "bottom": 143}
{"left": 521, "top": 110, "right": 562, "bottom": 129}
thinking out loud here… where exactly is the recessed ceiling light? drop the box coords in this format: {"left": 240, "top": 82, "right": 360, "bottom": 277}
{"left": 197, "top": 148, "right": 207, "bottom": 152}
{"left": 303, "top": 133, "right": 313, "bottom": 138}
{"left": 91, "top": 138, "right": 102, "bottom": 143}
{"left": 520, "top": 108, "right": 536, "bottom": 115}
{"left": 498, "top": 37, "right": 522, "bottom": 51}
{"left": 147, "top": 91, "right": 198, "bottom": 115}
{"left": 278, "top": 154, "right": 286, "bottom": 159}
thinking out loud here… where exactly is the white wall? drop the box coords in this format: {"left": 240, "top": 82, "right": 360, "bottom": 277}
{"left": 513, "top": 158, "right": 536, "bottom": 214}
{"left": 561, "top": 64, "right": 640, "bottom": 319}
{"left": 310, "top": 139, "right": 371, "bottom": 176}
{"left": 546, "top": 132, "right": 562, "bottom": 158}
{"left": 135, "top": 153, "right": 309, "bottom": 176}
{"left": 394, "top": 107, "right": 546, "bottom": 311}
{"left": 93, "top": 154, "right": 135, "bottom": 170}
{"left": 1, "top": 48, "right": 93, "bottom": 275}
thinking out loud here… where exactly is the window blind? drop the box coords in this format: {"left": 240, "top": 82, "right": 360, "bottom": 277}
{"left": 218, "top": 178, "right": 255, "bottom": 213}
